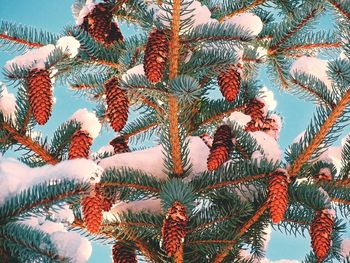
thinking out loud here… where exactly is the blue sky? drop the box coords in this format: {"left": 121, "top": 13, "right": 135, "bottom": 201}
{"left": 0, "top": 1, "right": 346, "bottom": 262}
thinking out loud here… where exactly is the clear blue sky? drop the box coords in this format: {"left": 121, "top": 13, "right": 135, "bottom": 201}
{"left": 0, "top": 1, "right": 347, "bottom": 262}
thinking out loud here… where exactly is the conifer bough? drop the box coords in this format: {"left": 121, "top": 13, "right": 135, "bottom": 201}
{"left": 1, "top": 0, "right": 350, "bottom": 262}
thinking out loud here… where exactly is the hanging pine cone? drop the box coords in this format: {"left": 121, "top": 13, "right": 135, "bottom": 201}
{"left": 262, "top": 117, "right": 280, "bottom": 140}
{"left": 144, "top": 29, "right": 169, "bottom": 84}
{"left": 105, "top": 77, "right": 129, "bottom": 132}
{"left": 267, "top": 169, "right": 289, "bottom": 224}
{"left": 207, "top": 125, "right": 233, "bottom": 171}
{"left": 310, "top": 209, "right": 334, "bottom": 262}
{"left": 27, "top": 68, "right": 53, "bottom": 125}
{"left": 112, "top": 243, "right": 137, "bottom": 263}
{"left": 244, "top": 98, "right": 266, "bottom": 132}
{"left": 161, "top": 201, "right": 188, "bottom": 256}
{"left": 68, "top": 130, "right": 93, "bottom": 160}
{"left": 81, "top": 188, "right": 103, "bottom": 233}
{"left": 81, "top": 3, "right": 124, "bottom": 45}
{"left": 110, "top": 136, "right": 130, "bottom": 154}
{"left": 217, "top": 64, "right": 242, "bottom": 102}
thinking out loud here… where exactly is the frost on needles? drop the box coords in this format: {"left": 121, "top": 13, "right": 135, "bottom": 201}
{"left": 1, "top": 0, "right": 350, "bottom": 262}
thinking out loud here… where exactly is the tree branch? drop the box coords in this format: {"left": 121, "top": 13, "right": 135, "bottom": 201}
{"left": 1, "top": 122, "right": 58, "bottom": 165}
{"left": 212, "top": 201, "right": 269, "bottom": 263}
{"left": 218, "top": 0, "right": 267, "bottom": 22}
{"left": 289, "top": 89, "right": 350, "bottom": 177}
{"left": 0, "top": 33, "right": 43, "bottom": 48}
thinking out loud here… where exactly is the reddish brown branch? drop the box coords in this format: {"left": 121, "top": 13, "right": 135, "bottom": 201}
{"left": 218, "top": 0, "right": 267, "bottom": 22}
{"left": 269, "top": 8, "right": 320, "bottom": 51}
{"left": 2, "top": 122, "right": 58, "bottom": 165}
{"left": 213, "top": 202, "right": 269, "bottom": 262}
{"left": 198, "top": 174, "right": 267, "bottom": 193}
{"left": 284, "top": 42, "right": 341, "bottom": 52}
{"left": 327, "top": 0, "right": 350, "bottom": 19}
{"left": 0, "top": 33, "right": 43, "bottom": 48}
{"left": 99, "top": 182, "right": 160, "bottom": 193}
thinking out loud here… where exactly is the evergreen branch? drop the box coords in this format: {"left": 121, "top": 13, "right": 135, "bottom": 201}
{"left": 123, "top": 121, "right": 158, "bottom": 140}
{"left": 212, "top": 201, "right": 269, "bottom": 263}
{"left": 0, "top": 223, "right": 69, "bottom": 262}
{"left": 197, "top": 174, "right": 266, "bottom": 193}
{"left": 327, "top": 0, "right": 350, "bottom": 19}
{"left": 218, "top": 0, "right": 267, "bottom": 22}
{"left": 0, "top": 20, "right": 59, "bottom": 52}
{"left": 99, "top": 168, "right": 163, "bottom": 196}
{"left": 290, "top": 75, "right": 336, "bottom": 109}
{"left": 269, "top": 6, "right": 322, "bottom": 52}
{"left": 1, "top": 122, "right": 58, "bottom": 165}
{"left": 168, "top": 0, "right": 184, "bottom": 177}
{"left": 0, "top": 179, "right": 89, "bottom": 222}
{"left": 288, "top": 89, "right": 350, "bottom": 177}
{"left": 283, "top": 41, "right": 341, "bottom": 52}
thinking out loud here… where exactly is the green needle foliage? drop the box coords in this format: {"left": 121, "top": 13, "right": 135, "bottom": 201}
{"left": 2, "top": 0, "right": 350, "bottom": 262}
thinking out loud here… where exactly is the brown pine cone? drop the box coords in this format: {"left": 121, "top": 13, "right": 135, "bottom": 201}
{"left": 105, "top": 77, "right": 129, "bottom": 132}
{"left": 267, "top": 169, "right": 289, "bottom": 224}
{"left": 207, "top": 125, "right": 233, "bottom": 171}
{"left": 244, "top": 98, "right": 266, "bottom": 132}
{"left": 161, "top": 201, "right": 188, "bottom": 256}
{"left": 262, "top": 117, "right": 280, "bottom": 140}
{"left": 68, "top": 130, "right": 93, "bottom": 160}
{"left": 27, "top": 68, "right": 53, "bottom": 125}
{"left": 310, "top": 209, "right": 334, "bottom": 262}
{"left": 110, "top": 136, "right": 130, "bottom": 154}
{"left": 81, "top": 188, "right": 103, "bottom": 233}
{"left": 217, "top": 65, "right": 241, "bottom": 102}
{"left": 112, "top": 243, "right": 137, "bottom": 263}
{"left": 81, "top": 3, "right": 123, "bottom": 45}
{"left": 144, "top": 29, "right": 169, "bottom": 83}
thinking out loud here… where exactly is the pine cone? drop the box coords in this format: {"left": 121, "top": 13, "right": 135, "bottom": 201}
{"left": 68, "top": 130, "right": 93, "bottom": 160}
{"left": 268, "top": 169, "right": 289, "bottom": 224}
{"left": 244, "top": 98, "right": 266, "bottom": 132}
{"left": 105, "top": 77, "right": 129, "bottom": 132}
{"left": 262, "top": 117, "right": 280, "bottom": 140}
{"left": 27, "top": 68, "right": 53, "bottom": 125}
{"left": 82, "top": 3, "right": 124, "bottom": 45}
{"left": 207, "top": 125, "right": 233, "bottom": 171}
{"left": 217, "top": 65, "right": 241, "bottom": 102}
{"left": 161, "top": 201, "right": 188, "bottom": 256}
{"left": 112, "top": 243, "right": 137, "bottom": 263}
{"left": 310, "top": 209, "right": 334, "bottom": 262}
{"left": 81, "top": 188, "right": 103, "bottom": 233}
{"left": 110, "top": 136, "right": 130, "bottom": 154}
{"left": 144, "top": 29, "right": 169, "bottom": 83}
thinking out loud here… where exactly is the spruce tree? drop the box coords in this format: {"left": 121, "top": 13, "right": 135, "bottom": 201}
{"left": 1, "top": 0, "right": 350, "bottom": 262}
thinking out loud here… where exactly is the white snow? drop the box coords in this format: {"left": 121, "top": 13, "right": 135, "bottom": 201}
{"left": 75, "top": 0, "right": 96, "bottom": 25}
{"left": 290, "top": 56, "right": 332, "bottom": 89}
{"left": 260, "top": 86, "right": 277, "bottom": 111}
{"left": 56, "top": 36, "right": 80, "bottom": 58}
{"left": 110, "top": 198, "right": 162, "bottom": 219}
{"left": 264, "top": 114, "right": 282, "bottom": 141}
{"left": 250, "top": 131, "right": 282, "bottom": 163}
{"left": 318, "top": 146, "right": 342, "bottom": 172}
{"left": 199, "top": 133, "right": 213, "bottom": 148}
{"left": 0, "top": 157, "right": 103, "bottom": 204}
{"left": 318, "top": 187, "right": 331, "bottom": 206}
{"left": 341, "top": 239, "right": 350, "bottom": 257}
{"left": 23, "top": 211, "right": 91, "bottom": 262}
{"left": 51, "top": 231, "right": 92, "bottom": 263}
{"left": 98, "top": 136, "right": 210, "bottom": 179}
{"left": 154, "top": 0, "right": 217, "bottom": 30}
{"left": 223, "top": 13, "right": 263, "bottom": 37}
{"left": 0, "top": 83, "right": 16, "bottom": 119}
{"left": 224, "top": 111, "right": 251, "bottom": 127}
{"left": 292, "top": 130, "right": 306, "bottom": 144}
{"left": 70, "top": 108, "right": 101, "bottom": 139}
{"left": 5, "top": 44, "right": 56, "bottom": 71}
{"left": 121, "top": 64, "right": 145, "bottom": 82}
